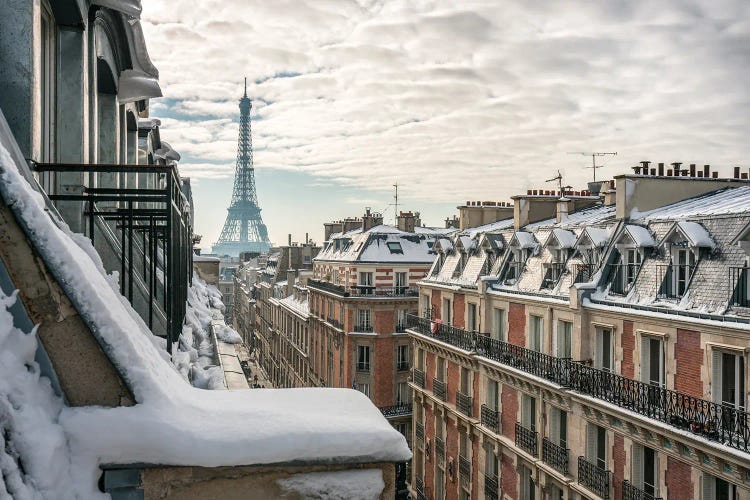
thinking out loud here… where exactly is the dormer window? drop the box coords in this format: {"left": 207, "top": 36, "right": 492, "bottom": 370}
{"left": 657, "top": 221, "right": 713, "bottom": 299}
{"left": 609, "top": 225, "right": 655, "bottom": 295}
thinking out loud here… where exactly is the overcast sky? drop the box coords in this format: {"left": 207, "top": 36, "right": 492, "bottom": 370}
{"left": 141, "top": 0, "right": 750, "bottom": 247}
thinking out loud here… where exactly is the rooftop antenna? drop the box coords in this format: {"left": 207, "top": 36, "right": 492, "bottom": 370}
{"left": 393, "top": 182, "right": 399, "bottom": 224}
{"left": 545, "top": 170, "right": 572, "bottom": 196}
{"left": 243, "top": 76, "right": 247, "bottom": 97}
{"left": 567, "top": 151, "right": 617, "bottom": 182}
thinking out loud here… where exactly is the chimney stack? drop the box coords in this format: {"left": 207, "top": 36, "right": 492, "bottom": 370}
{"left": 658, "top": 163, "right": 664, "bottom": 176}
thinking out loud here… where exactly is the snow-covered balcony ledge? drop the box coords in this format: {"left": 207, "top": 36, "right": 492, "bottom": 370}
{"left": 0, "top": 116, "right": 409, "bottom": 498}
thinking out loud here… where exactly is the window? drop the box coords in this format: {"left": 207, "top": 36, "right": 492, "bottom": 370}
{"left": 396, "top": 309, "right": 407, "bottom": 331}
{"left": 703, "top": 473, "right": 737, "bottom": 500}
{"left": 624, "top": 248, "right": 642, "bottom": 288}
{"left": 387, "top": 241, "right": 403, "bottom": 254}
{"left": 484, "top": 444, "right": 498, "bottom": 477}
{"left": 632, "top": 444, "right": 658, "bottom": 497}
{"left": 522, "top": 394, "right": 536, "bottom": 431}
{"left": 586, "top": 423, "right": 607, "bottom": 470}
{"left": 520, "top": 465, "right": 535, "bottom": 500}
{"left": 549, "top": 407, "right": 567, "bottom": 449}
{"left": 460, "top": 367, "right": 470, "bottom": 394}
{"left": 437, "top": 357, "right": 445, "bottom": 382}
{"left": 641, "top": 336, "right": 664, "bottom": 388}
{"left": 672, "top": 247, "right": 696, "bottom": 296}
{"left": 357, "top": 345, "right": 371, "bottom": 372}
{"left": 39, "top": 0, "right": 57, "bottom": 193}
{"left": 555, "top": 320, "right": 572, "bottom": 358}
{"left": 467, "top": 303, "right": 477, "bottom": 331}
{"left": 422, "top": 294, "right": 431, "bottom": 315}
{"left": 396, "top": 382, "right": 410, "bottom": 405}
{"left": 486, "top": 379, "right": 499, "bottom": 410}
{"left": 595, "top": 326, "right": 614, "bottom": 372}
{"left": 492, "top": 308, "right": 505, "bottom": 341}
{"left": 712, "top": 350, "right": 746, "bottom": 411}
{"left": 529, "top": 315, "right": 543, "bottom": 352}
{"left": 358, "top": 272, "right": 373, "bottom": 294}
{"left": 397, "top": 344, "right": 409, "bottom": 370}
{"left": 394, "top": 271, "right": 407, "bottom": 293}
{"left": 418, "top": 348, "right": 425, "bottom": 370}
{"left": 442, "top": 298, "right": 452, "bottom": 325}
{"left": 358, "top": 382, "right": 370, "bottom": 398}
{"left": 357, "top": 309, "right": 372, "bottom": 330}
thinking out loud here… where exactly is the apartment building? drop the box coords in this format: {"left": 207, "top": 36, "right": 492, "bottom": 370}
{"left": 411, "top": 165, "right": 750, "bottom": 500}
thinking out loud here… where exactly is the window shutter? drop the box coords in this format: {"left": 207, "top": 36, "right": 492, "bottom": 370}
{"left": 595, "top": 330, "right": 603, "bottom": 369}
{"left": 641, "top": 337, "right": 651, "bottom": 384}
{"left": 712, "top": 350, "right": 723, "bottom": 404}
{"left": 586, "top": 424, "right": 597, "bottom": 461}
{"left": 550, "top": 407, "right": 560, "bottom": 446}
{"left": 702, "top": 474, "right": 715, "bottom": 500}
{"left": 632, "top": 443, "right": 643, "bottom": 488}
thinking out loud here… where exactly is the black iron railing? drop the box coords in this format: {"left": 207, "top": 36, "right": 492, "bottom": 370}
{"left": 35, "top": 162, "right": 192, "bottom": 353}
{"left": 459, "top": 454, "right": 471, "bottom": 482}
{"left": 355, "top": 323, "right": 373, "bottom": 332}
{"left": 573, "top": 263, "right": 596, "bottom": 284}
{"left": 414, "top": 476, "right": 426, "bottom": 500}
{"left": 433, "top": 378, "right": 447, "bottom": 401}
{"left": 607, "top": 263, "right": 641, "bottom": 295}
{"left": 435, "top": 437, "right": 445, "bottom": 459}
{"left": 397, "top": 360, "right": 410, "bottom": 371}
{"left": 380, "top": 403, "right": 413, "bottom": 418}
{"left": 578, "top": 456, "right": 611, "bottom": 499}
{"left": 351, "top": 285, "right": 419, "bottom": 297}
{"left": 481, "top": 404, "right": 499, "bottom": 433}
{"left": 357, "top": 362, "right": 371, "bottom": 372}
{"left": 485, "top": 474, "right": 499, "bottom": 500}
{"left": 502, "top": 261, "right": 525, "bottom": 284}
{"left": 622, "top": 480, "right": 662, "bottom": 500}
{"left": 407, "top": 313, "right": 750, "bottom": 453}
{"left": 413, "top": 368, "right": 425, "bottom": 388}
{"left": 307, "top": 278, "right": 347, "bottom": 296}
{"left": 457, "top": 391, "right": 473, "bottom": 417}
{"left": 396, "top": 322, "right": 407, "bottom": 333}
{"left": 542, "top": 262, "right": 567, "bottom": 289}
{"left": 415, "top": 422, "right": 424, "bottom": 442}
{"left": 730, "top": 267, "right": 750, "bottom": 307}
{"left": 327, "top": 317, "right": 343, "bottom": 330}
{"left": 542, "top": 437, "right": 569, "bottom": 475}
{"left": 657, "top": 264, "right": 695, "bottom": 299}
{"left": 515, "top": 422, "right": 538, "bottom": 457}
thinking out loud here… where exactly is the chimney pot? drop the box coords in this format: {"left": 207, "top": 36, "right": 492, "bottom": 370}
{"left": 641, "top": 161, "right": 651, "bottom": 168}
{"left": 704, "top": 165, "right": 710, "bottom": 177}
{"left": 734, "top": 167, "right": 741, "bottom": 178}
{"left": 697, "top": 171, "right": 703, "bottom": 178}
{"left": 649, "top": 168, "right": 655, "bottom": 175}
{"left": 742, "top": 173, "right": 748, "bottom": 180}
{"left": 689, "top": 164, "right": 696, "bottom": 176}
{"left": 658, "top": 163, "right": 664, "bottom": 176}
{"left": 712, "top": 172, "right": 718, "bottom": 178}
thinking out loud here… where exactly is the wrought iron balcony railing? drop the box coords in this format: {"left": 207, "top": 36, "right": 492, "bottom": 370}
{"left": 355, "top": 323, "right": 373, "bottom": 333}
{"left": 307, "top": 279, "right": 419, "bottom": 298}
{"left": 395, "top": 322, "right": 407, "bottom": 333}
{"left": 481, "top": 404, "right": 499, "bottom": 433}
{"left": 380, "top": 403, "right": 413, "bottom": 419}
{"left": 413, "top": 368, "right": 425, "bottom": 388}
{"left": 657, "top": 264, "right": 696, "bottom": 299}
{"left": 415, "top": 422, "right": 424, "bottom": 442}
{"left": 607, "top": 263, "right": 641, "bottom": 295}
{"left": 433, "top": 378, "right": 447, "bottom": 401}
{"left": 578, "top": 456, "right": 611, "bottom": 499}
{"left": 730, "top": 267, "right": 750, "bottom": 307}
{"left": 307, "top": 278, "right": 347, "bottom": 296}
{"left": 484, "top": 474, "right": 499, "bottom": 500}
{"left": 435, "top": 437, "right": 445, "bottom": 461}
{"left": 542, "top": 262, "right": 566, "bottom": 289}
{"left": 515, "top": 422, "right": 538, "bottom": 457}
{"left": 406, "top": 314, "right": 750, "bottom": 454}
{"left": 459, "top": 454, "right": 471, "bottom": 482}
{"left": 542, "top": 437, "right": 569, "bottom": 475}
{"left": 622, "top": 480, "right": 663, "bottom": 500}
{"left": 414, "top": 476, "right": 426, "bottom": 500}
{"left": 357, "top": 362, "right": 371, "bottom": 372}
{"left": 397, "top": 360, "right": 410, "bottom": 371}
{"left": 573, "top": 263, "right": 596, "bottom": 284}
{"left": 34, "top": 162, "right": 191, "bottom": 353}
{"left": 457, "top": 391, "right": 473, "bottom": 417}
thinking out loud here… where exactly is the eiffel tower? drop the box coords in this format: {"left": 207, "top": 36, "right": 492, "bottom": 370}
{"left": 212, "top": 79, "right": 271, "bottom": 256}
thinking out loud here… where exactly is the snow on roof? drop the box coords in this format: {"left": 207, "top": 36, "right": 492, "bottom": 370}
{"left": 577, "top": 226, "right": 611, "bottom": 248}
{"left": 556, "top": 204, "right": 615, "bottom": 227}
{"left": 635, "top": 186, "right": 750, "bottom": 221}
{"left": 193, "top": 254, "right": 220, "bottom": 262}
{"left": 665, "top": 221, "right": 716, "bottom": 249}
{"left": 547, "top": 228, "right": 577, "bottom": 249}
{"left": 622, "top": 225, "right": 656, "bottom": 247}
{"left": 465, "top": 217, "right": 514, "bottom": 237}
{"left": 0, "top": 120, "right": 410, "bottom": 494}
{"left": 511, "top": 231, "right": 537, "bottom": 249}
{"left": 435, "top": 237, "right": 454, "bottom": 254}
{"left": 318, "top": 225, "right": 438, "bottom": 264}
{"left": 481, "top": 233, "right": 504, "bottom": 251}
{"left": 457, "top": 235, "right": 476, "bottom": 252}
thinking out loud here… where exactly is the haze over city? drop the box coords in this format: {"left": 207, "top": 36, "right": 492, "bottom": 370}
{"left": 141, "top": 0, "right": 750, "bottom": 246}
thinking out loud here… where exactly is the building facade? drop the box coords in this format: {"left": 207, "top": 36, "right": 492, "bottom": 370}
{"left": 411, "top": 167, "right": 750, "bottom": 500}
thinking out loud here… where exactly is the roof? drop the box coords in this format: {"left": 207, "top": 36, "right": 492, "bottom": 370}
{"left": 511, "top": 231, "right": 537, "bottom": 249}
{"left": 547, "top": 228, "right": 577, "bottom": 249}
{"left": 316, "top": 225, "right": 440, "bottom": 264}
{"left": 622, "top": 225, "right": 656, "bottom": 247}
{"left": 663, "top": 221, "right": 716, "bottom": 249}
{"left": 636, "top": 186, "right": 750, "bottom": 221}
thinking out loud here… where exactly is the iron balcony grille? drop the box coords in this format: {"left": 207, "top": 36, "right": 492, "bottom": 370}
{"left": 407, "top": 313, "right": 750, "bottom": 454}
{"left": 413, "top": 368, "right": 425, "bottom": 388}
{"left": 415, "top": 422, "right": 424, "bottom": 442}
{"left": 350, "top": 285, "right": 419, "bottom": 297}
{"left": 396, "top": 323, "right": 407, "bottom": 333}
{"left": 355, "top": 323, "right": 373, "bottom": 332}
{"left": 542, "top": 262, "right": 567, "bottom": 289}
{"left": 414, "top": 476, "right": 426, "bottom": 500}
{"left": 573, "top": 263, "right": 596, "bottom": 283}
{"left": 34, "top": 162, "right": 191, "bottom": 353}
{"left": 578, "top": 456, "right": 611, "bottom": 499}
{"left": 459, "top": 454, "right": 471, "bottom": 481}
{"left": 607, "top": 263, "right": 641, "bottom": 295}
{"left": 542, "top": 437, "right": 569, "bottom": 475}
{"left": 327, "top": 318, "right": 343, "bottom": 330}
{"left": 457, "top": 391, "right": 473, "bottom": 417}
{"left": 397, "top": 360, "right": 410, "bottom": 371}
{"left": 357, "top": 362, "right": 371, "bottom": 372}
{"left": 435, "top": 437, "right": 445, "bottom": 459}
{"left": 656, "top": 264, "right": 696, "bottom": 299}
{"left": 484, "top": 474, "right": 499, "bottom": 500}
{"left": 481, "top": 404, "right": 500, "bottom": 433}
{"left": 515, "top": 422, "right": 538, "bottom": 457}
{"left": 307, "top": 278, "right": 347, "bottom": 296}
{"left": 622, "top": 480, "right": 663, "bottom": 500}
{"left": 730, "top": 267, "right": 750, "bottom": 307}
{"left": 502, "top": 261, "right": 525, "bottom": 284}
{"left": 380, "top": 403, "right": 413, "bottom": 418}
{"left": 433, "top": 378, "right": 447, "bottom": 401}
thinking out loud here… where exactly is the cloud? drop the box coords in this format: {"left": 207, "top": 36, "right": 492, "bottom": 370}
{"left": 141, "top": 0, "right": 750, "bottom": 205}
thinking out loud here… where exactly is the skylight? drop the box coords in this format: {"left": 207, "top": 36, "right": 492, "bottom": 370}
{"left": 387, "top": 242, "right": 403, "bottom": 254}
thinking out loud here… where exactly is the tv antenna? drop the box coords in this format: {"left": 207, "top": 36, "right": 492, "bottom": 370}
{"left": 545, "top": 170, "right": 572, "bottom": 196}
{"left": 567, "top": 152, "right": 617, "bottom": 182}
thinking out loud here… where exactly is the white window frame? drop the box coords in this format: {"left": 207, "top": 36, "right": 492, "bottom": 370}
{"left": 529, "top": 315, "right": 543, "bottom": 352}
{"left": 467, "top": 302, "right": 478, "bottom": 332}
{"left": 492, "top": 307, "right": 506, "bottom": 341}
{"left": 357, "top": 344, "right": 371, "bottom": 372}
{"left": 554, "top": 320, "right": 573, "bottom": 358}
{"left": 712, "top": 348, "right": 746, "bottom": 410}
{"left": 641, "top": 335, "right": 665, "bottom": 388}
{"left": 595, "top": 326, "right": 614, "bottom": 373}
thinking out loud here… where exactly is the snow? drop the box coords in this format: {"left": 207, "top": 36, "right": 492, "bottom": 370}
{"left": 577, "top": 226, "right": 611, "bottom": 248}
{"left": 193, "top": 254, "right": 220, "bottom": 262}
{"left": 117, "top": 69, "right": 162, "bottom": 104}
{"left": 548, "top": 228, "right": 577, "bottom": 249}
{"left": 458, "top": 235, "right": 476, "bottom": 252}
{"left": 512, "top": 231, "right": 537, "bottom": 249}
{"left": 623, "top": 224, "right": 656, "bottom": 247}
{"left": 671, "top": 221, "right": 716, "bottom": 249}
{"left": 635, "top": 186, "right": 750, "bottom": 221}
{"left": 0, "top": 122, "right": 410, "bottom": 498}
{"left": 277, "top": 469, "right": 384, "bottom": 500}
{"left": 320, "top": 225, "right": 438, "bottom": 264}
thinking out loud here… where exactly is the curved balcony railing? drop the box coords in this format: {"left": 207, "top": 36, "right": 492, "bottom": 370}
{"left": 457, "top": 391, "right": 473, "bottom": 417}
{"left": 542, "top": 437, "right": 569, "bottom": 475}
{"left": 406, "top": 314, "right": 750, "bottom": 453}
{"left": 622, "top": 480, "right": 663, "bottom": 500}
{"left": 515, "top": 422, "right": 538, "bottom": 457}
{"left": 484, "top": 474, "right": 499, "bottom": 500}
{"left": 481, "top": 404, "right": 499, "bottom": 433}
{"left": 433, "top": 378, "right": 447, "bottom": 401}
{"left": 380, "top": 403, "right": 413, "bottom": 418}
{"left": 578, "top": 456, "right": 611, "bottom": 499}
{"left": 413, "top": 368, "right": 425, "bottom": 388}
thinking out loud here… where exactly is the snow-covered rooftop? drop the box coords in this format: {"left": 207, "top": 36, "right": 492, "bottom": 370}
{"left": 317, "top": 224, "right": 442, "bottom": 264}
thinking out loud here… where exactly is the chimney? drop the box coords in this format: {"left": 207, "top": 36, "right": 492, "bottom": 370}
{"left": 305, "top": 232, "right": 309, "bottom": 244}
{"left": 689, "top": 164, "right": 696, "bottom": 177}
{"left": 362, "top": 207, "right": 383, "bottom": 231}
{"left": 603, "top": 179, "right": 617, "bottom": 206}
{"left": 288, "top": 234, "right": 292, "bottom": 246}
{"left": 735, "top": 167, "right": 741, "bottom": 179}
{"left": 556, "top": 197, "right": 571, "bottom": 223}
{"left": 658, "top": 163, "right": 664, "bottom": 176}
{"left": 397, "top": 211, "right": 417, "bottom": 233}
{"left": 704, "top": 165, "right": 710, "bottom": 177}
{"left": 286, "top": 269, "right": 296, "bottom": 297}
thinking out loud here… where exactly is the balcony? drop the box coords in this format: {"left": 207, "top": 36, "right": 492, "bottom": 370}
{"left": 458, "top": 454, "right": 471, "bottom": 484}
{"left": 484, "top": 474, "right": 499, "bottom": 500}
{"left": 481, "top": 404, "right": 499, "bottom": 433}
{"left": 656, "top": 264, "right": 696, "bottom": 299}
{"left": 395, "top": 322, "right": 407, "bottom": 333}
{"left": 433, "top": 378, "right": 447, "bottom": 401}
{"left": 457, "top": 391, "right": 473, "bottom": 417}
{"left": 730, "top": 267, "right": 750, "bottom": 307}
{"left": 407, "top": 314, "right": 750, "bottom": 454}
{"left": 573, "top": 263, "right": 596, "bottom": 284}
{"left": 413, "top": 368, "right": 425, "bottom": 389}
{"left": 326, "top": 316, "right": 343, "bottom": 330}
{"left": 542, "top": 437, "right": 569, "bottom": 475}
{"left": 607, "top": 263, "right": 641, "bottom": 295}
{"left": 307, "top": 279, "right": 419, "bottom": 299}
{"left": 415, "top": 422, "right": 424, "bottom": 442}
{"left": 379, "top": 403, "right": 413, "bottom": 419}
{"left": 414, "top": 476, "right": 426, "bottom": 500}
{"left": 397, "top": 360, "right": 410, "bottom": 372}
{"left": 435, "top": 437, "right": 445, "bottom": 462}
{"left": 355, "top": 323, "right": 373, "bottom": 333}
{"left": 622, "top": 480, "right": 663, "bottom": 500}
{"left": 542, "top": 262, "right": 566, "bottom": 289}
{"left": 514, "top": 422, "right": 538, "bottom": 457}
{"left": 356, "top": 362, "right": 371, "bottom": 373}
{"left": 578, "top": 456, "right": 611, "bottom": 499}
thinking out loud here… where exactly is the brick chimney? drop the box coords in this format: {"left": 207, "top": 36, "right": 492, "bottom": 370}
{"left": 286, "top": 269, "right": 296, "bottom": 297}
{"left": 397, "top": 211, "right": 417, "bottom": 232}
{"left": 362, "top": 208, "right": 383, "bottom": 231}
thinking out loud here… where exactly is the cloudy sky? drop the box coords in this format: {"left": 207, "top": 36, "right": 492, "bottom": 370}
{"left": 141, "top": 0, "right": 750, "bottom": 247}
